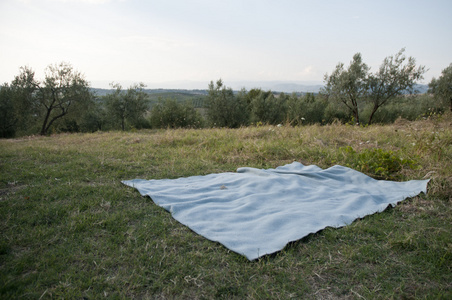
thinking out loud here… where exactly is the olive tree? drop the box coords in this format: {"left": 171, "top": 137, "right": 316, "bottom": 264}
{"left": 323, "top": 49, "right": 426, "bottom": 125}
{"left": 150, "top": 98, "right": 203, "bottom": 128}
{"left": 11, "top": 62, "right": 92, "bottom": 135}
{"left": 105, "top": 82, "right": 149, "bottom": 131}
{"left": 206, "top": 79, "right": 249, "bottom": 128}
{"left": 250, "top": 89, "right": 287, "bottom": 125}
{"left": 367, "top": 48, "right": 426, "bottom": 124}
{"left": 0, "top": 84, "right": 17, "bottom": 138}
{"left": 10, "top": 67, "right": 43, "bottom": 134}
{"left": 429, "top": 63, "right": 452, "bottom": 112}
{"left": 287, "top": 93, "right": 326, "bottom": 125}
{"left": 322, "top": 53, "right": 369, "bottom": 125}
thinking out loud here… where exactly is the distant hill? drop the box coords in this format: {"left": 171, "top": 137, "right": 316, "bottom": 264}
{"left": 90, "top": 83, "right": 428, "bottom": 99}
{"left": 251, "top": 83, "right": 429, "bottom": 94}
{"left": 268, "top": 83, "right": 324, "bottom": 94}
{"left": 226, "top": 81, "right": 324, "bottom": 93}
{"left": 90, "top": 81, "right": 326, "bottom": 95}
{"left": 90, "top": 88, "right": 209, "bottom": 108}
{"left": 90, "top": 88, "right": 208, "bottom": 97}
{"left": 413, "top": 84, "right": 429, "bottom": 94}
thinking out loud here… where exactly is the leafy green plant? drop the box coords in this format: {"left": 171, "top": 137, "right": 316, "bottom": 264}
{"left": 150, "top": 98, "right": 204, "bottom": 129}
{"left": 339, "top": 146, "right": 419, "bottom": 179}
{"left": 250, "top": 90, "right": 287, "bottom": 125}
{"left": 205, "top": 79, "right": 249, "bottom": 128}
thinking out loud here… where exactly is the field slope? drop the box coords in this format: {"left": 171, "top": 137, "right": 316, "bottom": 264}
{"left": 1, "top": 116, "right": 451, "bottom": 299}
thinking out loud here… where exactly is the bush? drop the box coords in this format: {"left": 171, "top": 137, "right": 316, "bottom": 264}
{"left": 286, "top": 93, "right": 327, "bottom": 125}
{"left": 150, "top": 98, "right": 204, "bottom": 129}
{"left": 360, "top": 94, "right": 445, "bottom": 124}
{"left": 250, "top": 91, "right": 287, "bottom": 125}
{"left": 323, "top": 101, "right": 350, "bottom": 124}
{"left": 206, "top": 80, "right": 249, "bottom": 128}
{"left": 79, "top": 108, "right": 105, "bottom": 132}
{"left": 0, "top": 84, "right": 17, "bottom": 138}
{"left": 339, "top": 146, "right": 419, "bottom": 179}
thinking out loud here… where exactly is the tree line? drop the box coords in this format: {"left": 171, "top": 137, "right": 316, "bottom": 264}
{"left": 1, "top": 50, "right": 451, "bottom": 138}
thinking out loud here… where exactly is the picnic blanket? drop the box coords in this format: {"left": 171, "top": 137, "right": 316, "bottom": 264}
{"left": 122, "top": 162, "right": 429, "bottom": 260}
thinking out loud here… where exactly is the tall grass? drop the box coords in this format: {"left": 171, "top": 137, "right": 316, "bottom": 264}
{"left": 1, "top": 114, "right": 450, "bottom": 299}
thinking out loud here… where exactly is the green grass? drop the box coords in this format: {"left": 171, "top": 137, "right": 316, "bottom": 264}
{"left": 1, "top": 115, "right": 451, "bottom": 299}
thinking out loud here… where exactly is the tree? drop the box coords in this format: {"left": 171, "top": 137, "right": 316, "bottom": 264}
{"left": 287, "top": 93, "right": 326, "bottom": 125}
{"left": 322, "top": 53, "right": 369, "bottom": 125}
{"left": 78, "top": 99, "right": 106, "bottom": 132}
{"left": 206, "top": 79, "right": 249, "bottom": 128}
{"left": 150, "top": 98, "right": 175, "bottom": 129}
{"left": 429, "top": 63, "right": 452, "bottom": 112}
{"left": 11, "top": 62, "right": 92, "bottom": 135}
{"left": 323, "top": 49, "right": 426, "bottom": 125}
{"left": 250, "top": 89, "right": 287, "bottom": 125}
{"left": 0, "top": 84, "right": 17, "bottom": 138}
{"left": 367, "top": 48, "right": 426, "bottom": 124}
{"left": 150, "top": 98, "right": 203, "bottom": 129}
{"left": 105, "top": 82, "right": 149, "bottom": 131}
{"left": 10, "top": 67, "right": 41, "bottom": 134}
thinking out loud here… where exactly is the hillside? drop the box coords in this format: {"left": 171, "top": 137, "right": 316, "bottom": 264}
{"left": 90, "top": 88, "right": 208, "bottom": 97}
{"left": 91, "top": 83, "right": 429, "bottom": 97}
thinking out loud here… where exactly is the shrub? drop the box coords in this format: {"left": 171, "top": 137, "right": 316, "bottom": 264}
{"left": 287, "top": 93, "right": 327, "bottom": 125}
{"left": 150, "top": 98, "right": 204, "bottom": 129}
{"left": 323, "top": 101, "right": 350, "bottom": 124}
{"left": 250, "top": 91, "right": 287, "bottom": 125}
{"left": 206, "top": 80, "right": 249, "bottom": 128}
{"left": 339, "top": 146, "right": 419, "bottom": 179}
{"left": 0, "top": 84, "right": 17, "bottom": 138}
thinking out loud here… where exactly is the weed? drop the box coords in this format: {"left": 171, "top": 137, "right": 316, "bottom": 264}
{"left": 339, "top": 146, "right": 419, "bottom": 179}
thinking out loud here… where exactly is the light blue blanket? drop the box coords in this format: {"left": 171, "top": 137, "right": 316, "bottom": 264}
{"left": 122, "top": 162, "right": 429, "bottom": 260}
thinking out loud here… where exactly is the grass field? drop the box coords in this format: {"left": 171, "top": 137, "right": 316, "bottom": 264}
{"left": 1, "top": 115, "right": 451, "bottom": 299}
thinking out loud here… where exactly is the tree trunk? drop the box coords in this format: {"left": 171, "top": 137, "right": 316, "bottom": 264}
{"left": 43, "top": 112, "right": 66, "bottom": 136}
{"left": 40, "top": 108, "right": 52, "bottom": 135}
{"left": 367, "top": 104, "right": 379, "bottom": 125}
{"left": 349, "top": 97, "right": 360, "bottom": 125}
{"left": 353, "top": 107, "right": 360, "bottom": 125}
{"left": 40, "top": 105, "right": 67, "bottom": 135}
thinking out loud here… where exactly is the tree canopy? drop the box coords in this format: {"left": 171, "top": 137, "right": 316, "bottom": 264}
{"left": 0, "top": 84, "right": 17, "bottom": 138}
{"left": 11, "top": 62, "right": 92, "bottom": 135}
{"left": 105, "top": 82, "right": 150, "bottom": 130}
{"left": 322, "top": 53, "right": 369, "bottom": 125}
{"left": 367, "top": 48, "right": 426, "bottom": 124}
{"left": 322, "top": 49, "right": 426, "bottom": 125}
{"left": 206, "top": 79, "right": 249, "bottom": 128}
{"left": 429, "top": 63, "right": 452, "bottom": 112}
{"left": 150, "top": 98, "right": 203, "bottom": 129}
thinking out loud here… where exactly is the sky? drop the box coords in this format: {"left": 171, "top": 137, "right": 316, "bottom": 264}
{"left": 1, "top": 0, "right": 451, "bottom": 90}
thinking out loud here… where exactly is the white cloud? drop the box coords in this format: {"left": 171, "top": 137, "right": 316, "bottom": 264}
{"left": 293, "top": 66, "right": 316, "bottom": 80}
{"left": 301, "top": 66, "right": 313, "bottom": 76}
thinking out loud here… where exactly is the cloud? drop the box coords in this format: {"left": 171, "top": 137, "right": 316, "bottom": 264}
{"left": 302, "top": 66, "right": 313, "bottom": 75}
{"left": 296, "top": 66, "right": 313, "bottom": 77}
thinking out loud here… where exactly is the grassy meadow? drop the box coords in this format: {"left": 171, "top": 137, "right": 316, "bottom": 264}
{"left": 1, "top": 114, "right": 451, "bottom": 299}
